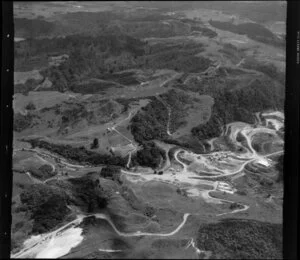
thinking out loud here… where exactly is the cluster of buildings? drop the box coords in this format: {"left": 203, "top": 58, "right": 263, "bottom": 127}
{"left": 206, "top": 151, "right": 231, "bottom": 162}
{"left": 216, "top": 181, "right": 236, "bottom": 194}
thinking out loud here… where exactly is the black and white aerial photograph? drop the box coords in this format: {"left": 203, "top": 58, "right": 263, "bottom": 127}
{"left": 10, "top": 1, "right": 287, "bottom": 259}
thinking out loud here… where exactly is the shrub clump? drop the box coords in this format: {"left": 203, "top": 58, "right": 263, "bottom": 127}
{"left": 25, "top": 102, "right": 36, "bottom": 110}
{"left": 100, "top": 166, "right": 121, "bottom": 181}
{"left": 13, "top": 113, "right": 35, "bottom": 132}
{"left": 20, "top": 184, "right": 69, "bottom": 234}
{"left": 197, "top": 219, "right": 282, "bottom": 259}
{"left": 30, "top": 164, "right": 56, "bottom": 181}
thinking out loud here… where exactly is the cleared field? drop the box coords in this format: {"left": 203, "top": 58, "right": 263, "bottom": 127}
{"left": 265, "top": 21, "right": 286, "bottom": 35}
{"left": 14, "top": 70, "right": 43, "bottom": 85}
{"left": 123, "top": 176, "right": 225, "bottom": 218}
{"left": 13, "top": 151, "right": 34, "bottom": 163}
{"left": 13, "top": 155, "right": 45, "bottom": 172}
{"left": 12, "top": 171, "right": 33, "bottom": 198}
{"left": 183, "top": 9, "right": 252, "bottom": 25}
{"left": 13, "top": 93, "right": 149, "bottom": 157}
{"left": 13, "top": 140, "right": 32, "bottom": 150}
{"left": 172, "top": 94, "right": 214, "bottom": 138}
{"left": 11, "top": 3, "right": 285, "bottom": 259}
{"left": 62, "top": 218, "right": 130, "bottom": 259}
{"left": 14, "top": 2, "right": 116, "bottom": 19}
{"left": 251, "top": 132, "right": 282, "bottom": 155}
{"left": 13, "top": 91, "right": 80, "bottom": 113}
{"left": 180, "top": 9, "right": 285, "bottom": 72}
{"left": 100, "top": 70, "right": 180, "bottom": 100}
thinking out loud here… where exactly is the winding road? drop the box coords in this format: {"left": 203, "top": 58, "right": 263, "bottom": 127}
{"left": 121, "top": 111, "right": 284, "bottom": 217}
{"left": 109, "top": 110, "right": 138, "bottom": 168}
{"left": 93, "top": 213, "right": 190, "bottom": 237}
{"left": 15, "top": 148, "right": 87, "bottom": 169}
{"left": 34, "top": 154, "right": 56, "bottom": 173}
{"left": 12, "top": 110, "right": 284, "bottom": 258}
{"left": 12, "top": 213, "right": 190, "bottom": 259}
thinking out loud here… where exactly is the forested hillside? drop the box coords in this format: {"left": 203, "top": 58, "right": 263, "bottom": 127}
{"left": 12, "top": 2, "right": 286, "bottom": 259}
{"left": 209, "top": 21, "right": 284, "bottom": 47}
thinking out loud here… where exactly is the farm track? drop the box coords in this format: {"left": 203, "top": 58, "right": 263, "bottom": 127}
{"left": 121, "top": 111, "right": 284, "bottom": 217}
{"left": 156, "top": 96, "right": 172, "bottom": 136}
{"left": 185, "top": 238, "right": 211, "bottom": 259}
{"left": 12, "top": 213, "right": 190, "bottom": 258}
{"left": 109, "top": 110, "right": 138, "bottom": 168}
{"left": 13, "top": 111, "right": 284, "bottom": 258}
{"left": 14, "top": 148, "right": 87, "bottom": 169}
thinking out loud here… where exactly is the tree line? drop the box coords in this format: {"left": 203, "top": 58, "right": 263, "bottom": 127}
{"left": 27, "top": 139, "right": 127, "bottom": 167}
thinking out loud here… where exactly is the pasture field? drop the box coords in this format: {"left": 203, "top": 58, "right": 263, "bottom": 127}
{"left": 12, "top": 172, "right": 33, "bottom": 198}
{"left": 171, "top": 94, "right": 214, "bottom": 138}
{"left": 13, "top": 91, "right": 80, "bottom": 113}
{"left": 14, "top": 70, "right": 43, "bottom": 85}
{"left": 11, "top": 2, "right": 285, "bottom": 259}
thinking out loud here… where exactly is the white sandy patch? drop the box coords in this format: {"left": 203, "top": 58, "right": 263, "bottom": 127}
{"left": 98, "top": 248, "right": 122, "bottom": 253}
{"left": 255, "top": 158, "right": 270, "bottom": 167}
{"left": 265, "top": 119, "right": 283, "bottom": 131}
{"left": 35, "top": 227, "right": 83, "bottom": 258}
{"left": 12, "top": 216, "right": 85, "bottom": 259}
{"left": 23, "top": 235, "right": 42, "bottom": 248}
{"left": 262, "top": 111, "right": 284, "bottom": 119}
{"left": 185, "top": 238, "right": 212, "bottom": 258}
